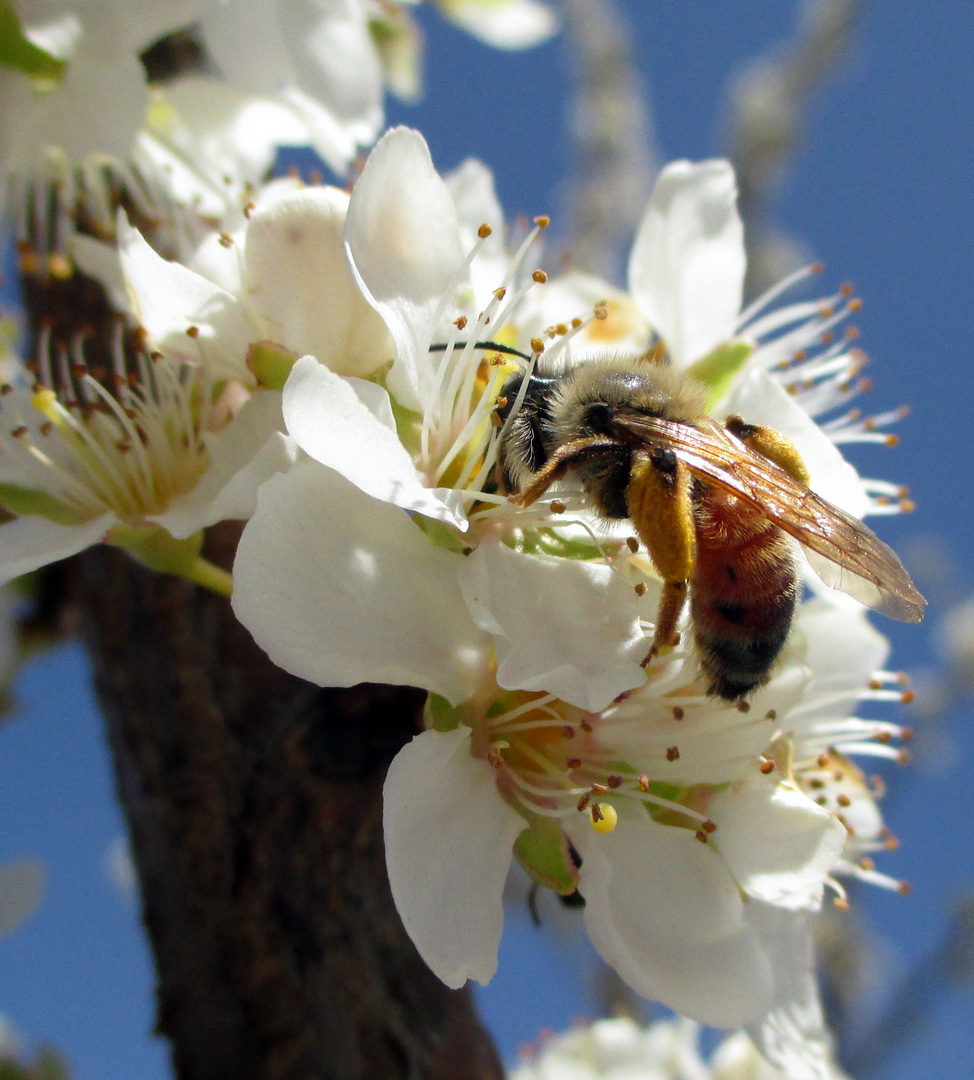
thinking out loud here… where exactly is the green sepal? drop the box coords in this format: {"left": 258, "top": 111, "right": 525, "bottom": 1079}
{"left": 687, "top": 340, "right": 753, "bottom": 411}
{"left": 107, "top": 522, "right": 204, "bottom": 576}
{"left": 0, "top": 484, "right": 93, "bottom": 526}
{"left": 0, "top": 1, "right": 66, "bottom": 79}
{"left": 414, "top": 515, "right": 468, "bottom": 555}
{"left": 513, "top": 814, "right": 580, "bottom": 896}
{"left": 246, "top": 340, "right": 297, "bottom": 390}
{"left": 518, "top": 528, "right": 605, "bottom": 561}
{"left": 424, "top": 692, "right": 464, "bottom": 733}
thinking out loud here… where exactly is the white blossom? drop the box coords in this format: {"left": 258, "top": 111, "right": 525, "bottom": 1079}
{"left": 0, "top": 328, "right": 295, "bottom": 587}
{"left": 509, "top": 1016, "right": 850, "bottom": 1080}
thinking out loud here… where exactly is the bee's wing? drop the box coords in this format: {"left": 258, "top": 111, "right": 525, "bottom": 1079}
{"left": 611, "top": 412, "right": 926, "bottom": 623}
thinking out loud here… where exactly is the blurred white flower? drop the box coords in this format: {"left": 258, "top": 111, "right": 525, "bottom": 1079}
{"left": 198, "top": 0, "right": 558, "bottom": 175}
{"left": 509, "top": 1016, "right": 851, "bottom": 1080}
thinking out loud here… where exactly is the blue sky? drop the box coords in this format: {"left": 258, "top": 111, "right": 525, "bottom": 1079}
{"left": 1, "top": 2, "right": 972, "bottom": 1077}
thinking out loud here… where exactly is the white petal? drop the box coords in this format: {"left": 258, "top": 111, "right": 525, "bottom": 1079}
{"left": 152, "top": 391, "right": 297, "bottom": 538}
{"left": 795, "top": 594, "right": 889, "bottom": 710}
{"left": 458, "top": 538, "right": 646, "bottom": 710}
{"left": 436, "top": 0, "right": 559, "bottom": 49}
{"left": 0, "top": 858, "right": 46, "bottom": 936}
{"left": 383, "top": 727, "right": 525, "bottom": 987}
{"left": 0, "top": 513, "right": 114, "bottom": 586}
{"left": 344, "top": 127, "right": 464, "bottom": 412}
{"left": 118, "top": 215, "right": 253, "bottom": 381}
{"left": 153, "top": 75, "right": 309, "bottom": 200}
{"left": 710, "top": 781, "right": 847, "bottom": 910}
{"left": 281, "top": 356, "right": 467, "bottom": 527}
{"left": 444, "top": 158, "right": 508, "bottom": 303}
{"left": 69, "top": 234, "right": 127, "bottom": 311}
{"left": 231, "top": 462, "right": 486, "bottom": 703}
{"left": 244, "top": 187, "right": 393, "bottom": 378}
{"left": 576, "top": 817, "right": 774, "bottom": 1027}
{"left": 29, "top": 50, "right": 147, "bottom": 162}
{"left": 276, "top": 0, "right": 384, "bottom": 152}
{"left": 720, "top": 367, "right": 869, "bottom": 518}
{"left": 744, "top": 905, "right": 834, "bottom": 1080}
{"left": 629, "top": 160, "right": 745, "bottom": 368}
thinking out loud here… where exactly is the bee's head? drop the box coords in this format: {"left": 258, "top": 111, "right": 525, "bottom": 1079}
{"left": 495, "top": 365, "right": 565, "bottom": 493}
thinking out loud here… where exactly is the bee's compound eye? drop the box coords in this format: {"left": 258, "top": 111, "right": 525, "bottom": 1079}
{"left": 584, "top": 402, "right": 614, "bottom": 434}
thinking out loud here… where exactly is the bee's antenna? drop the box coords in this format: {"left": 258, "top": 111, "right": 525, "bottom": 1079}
{"left": 429, "top": 341, "right": 534, "bottom": 363}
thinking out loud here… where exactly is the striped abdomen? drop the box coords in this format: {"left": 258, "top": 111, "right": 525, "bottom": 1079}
{"left": 690, "top": 486, "right": 799, "bottom": 699}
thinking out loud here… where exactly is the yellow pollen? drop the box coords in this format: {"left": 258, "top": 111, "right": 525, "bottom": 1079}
{"left": 534, "top": 215, "right": 550, "bottom": 229}
{"left": 590, "top": 802, "right": 617, "bottom": 833}
{"left": 530, "top": 338, "right": 545, "bottom": 353}
{"left": 532, "top": 270, "right": 548, "bottom": 283}
{"left": 31, "top": 388, "right": 60, "bottom": 422}
{"left": 478, "top": 223, "right": 492, "bottom": 238}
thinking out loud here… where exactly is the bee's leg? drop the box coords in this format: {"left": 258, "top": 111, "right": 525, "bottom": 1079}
{"left": 626, "top": 447, "right": 696, "bottom": 662}
{"left": 510, "top": 436, "right": 621, "bottom": 506}
{"left": 724, "top": 416, "right": 810, "bottom": 485}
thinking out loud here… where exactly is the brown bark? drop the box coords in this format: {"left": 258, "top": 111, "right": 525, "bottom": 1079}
{"left": 79, "top": 526, "right": 504, "bottom": 1080}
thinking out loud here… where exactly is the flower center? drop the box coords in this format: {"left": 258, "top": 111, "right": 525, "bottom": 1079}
{"left": 472, "top": 687, "right": 716, "bottom": 840}
{"left": 0, "top": 320, "right": 213, "bottom": 524}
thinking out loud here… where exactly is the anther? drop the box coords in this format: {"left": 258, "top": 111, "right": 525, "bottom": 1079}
{"left": 219, "top": 233, "right": 233, "bottom": 248}
{"left": 665, "top": 746, "right": 680, "bottom": 762}
{"left": 532, "top": 270, "right": 548, "bottom": 284}
{"left": 760, "top": 759, "right": 775, "bottom": 774}
{"left": 637, "top": 775, "right": 649, "bottom": 792}
{"left": 897, "top": 881, "right": 911, "bottom": 896}
{"left": 736, "top": 699, "right": 751, "bottom": 714}
{"left": 478, "top": 223, "right": 492, "bottom": 239}
{"left": 591, "top": 803, "right": 617, "bottom": 833}
{"left": 590, "top": 783, "right": 608, "bottom": 796}
{"left": 186, "top": 326, "right": 200, "bottom": 339}
{"left": 530, "top": 338, "right": 545, "bottom": 353}
{"left": 566, "top": 757, "right": 582, "bottom": 769}
{"left": 577, "top": 793, "right": 590, "bottom": 812}
{"left": 534, "top": 216, "right": 550, "bottom": 229}
{"left": 695, "top": 830, "right": 709, "bottom": 844}
{"left": 607, "top": 775, "right": 622, "bottom": 789}
{"left": 672, "top": 707, "right": 684, "bottom": 720}
{"left": 550, "top": 500, "right": 566, "bottom": 514}
{"left": 626, "top": 537, "right": 639, "bottom": 553}
{"left": 837, "top": 794, "right": 851, "bottom": 807}
{"left": 455, "top": 315, "right": 468, "bottom": 329}
{"left": 562, "top": 726, "right": 576, "bottom": 739}
{"left": 634, "top": 582, "right": 647, "bottom": 597}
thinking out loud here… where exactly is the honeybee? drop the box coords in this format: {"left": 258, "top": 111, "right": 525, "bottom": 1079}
{"left": 494, "top": 354, "right": 926, "bottom": 699}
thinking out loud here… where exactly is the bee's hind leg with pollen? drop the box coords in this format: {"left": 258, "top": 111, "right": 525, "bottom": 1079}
{"left": 724, "top": 415, "right": 811, "bottom": 485}
{"left": 625, "top": 447, "right": 696, "bottom": 666}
